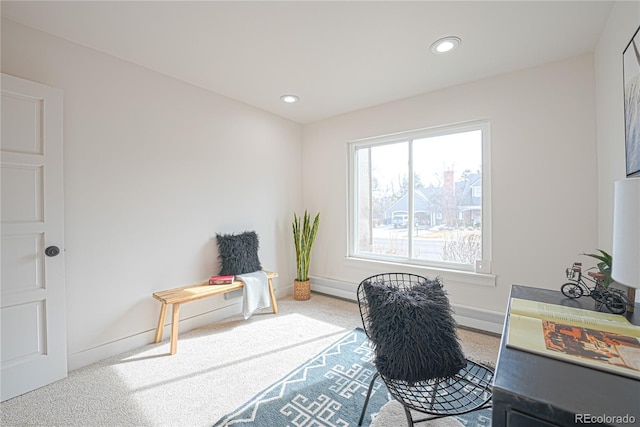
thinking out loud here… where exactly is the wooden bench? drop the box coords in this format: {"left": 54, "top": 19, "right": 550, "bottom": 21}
{"left": 153, "top": 271, "right": 278, "bottom": 354}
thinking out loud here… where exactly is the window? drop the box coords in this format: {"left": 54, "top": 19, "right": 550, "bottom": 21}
{"left": 348, "top": 121, "right": 491, "bottom": 272}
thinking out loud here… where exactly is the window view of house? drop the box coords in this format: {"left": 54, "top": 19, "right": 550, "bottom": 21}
{"left": 350, "top": 122, "right": 488, "bottom": 270}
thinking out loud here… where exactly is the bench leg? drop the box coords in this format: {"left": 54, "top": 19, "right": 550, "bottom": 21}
{"left": 170, "top": 303, "right": 181, "bottom": 355}
{"left": 154, "top": 303, "right": 168, "bottom": 343}
{"left": 268, "top": 277, "right": 279, "bottom": 314}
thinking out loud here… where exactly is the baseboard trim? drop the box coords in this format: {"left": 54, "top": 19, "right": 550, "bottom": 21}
{"left": 451, "top": 304, "right": 504, "bottom": 335}
{"left": 310, "top": 275, "right": 504, "bottom": 335}
{"left": 311, "top": 277, "right": 357, "bottom": 301}
{"left": 67, "top": 280, "right": 503, "bottom": 371}
{"left": 67, "top": 301, "right": 244, "bottom": 371}
{"left": 67, "top": 287, "right": 296, "bottom": 370}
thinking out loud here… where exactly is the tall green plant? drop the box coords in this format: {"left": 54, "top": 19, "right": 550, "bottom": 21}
{"left": 292, "top": 211, "right": 320, "bottom": 281}
{"left": 583, "top": 249, "right": 613, "bottom": 287}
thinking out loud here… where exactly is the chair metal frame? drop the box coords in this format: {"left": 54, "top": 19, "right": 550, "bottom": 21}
{"left": 356, "top": 272, "right": 494, "bottom": 427}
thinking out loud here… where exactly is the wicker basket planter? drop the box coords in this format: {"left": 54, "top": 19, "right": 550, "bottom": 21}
{"left": 292, "top": 210, "right": 319, "bottom": 302}
{"left": 294, "top": 279, "right": 311, "bottom": 301}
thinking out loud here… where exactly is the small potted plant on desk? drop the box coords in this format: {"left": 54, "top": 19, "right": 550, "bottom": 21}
{"left": 292, "top": 210, "right": 320, "bottom": 301}
{"left": 583, "top": 249, "right": 613, "bottom": 288}
{"left": 583, "top": 249, "right": 635, "bottom": 313}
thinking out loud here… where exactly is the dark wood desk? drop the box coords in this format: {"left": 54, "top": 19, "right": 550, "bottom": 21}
{"left": 492, "top": 285, "right": 640, "bottom": 426}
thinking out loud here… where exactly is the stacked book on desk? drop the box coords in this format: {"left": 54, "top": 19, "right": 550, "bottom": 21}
{"left": 506, "top": 298, "right": 640, "bottom": 379}
{"left": 209, "top": 275, "right": 235, "bottom": 285}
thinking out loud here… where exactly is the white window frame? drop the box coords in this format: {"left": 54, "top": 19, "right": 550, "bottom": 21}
{"left": 347, "top": 120, "right": 492, "bottom": 274}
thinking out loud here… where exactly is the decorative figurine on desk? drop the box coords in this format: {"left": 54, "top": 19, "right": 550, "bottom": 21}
{"left": 561, "top": 260, "right": 633, "bottom": 314}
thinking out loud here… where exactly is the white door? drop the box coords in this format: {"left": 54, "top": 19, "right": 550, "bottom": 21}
{"left": 1, "top": 73, "right": 67, "bottom": 401}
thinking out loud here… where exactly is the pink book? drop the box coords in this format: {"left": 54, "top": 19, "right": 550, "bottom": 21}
{"left": 209, "top": 275, "right": 235, "bottom": 285}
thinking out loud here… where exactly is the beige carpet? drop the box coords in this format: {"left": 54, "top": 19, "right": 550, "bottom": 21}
{"left": 371, "top": 400, "right": 466, "bottom": 427}
{"left": 0, "top": 293, "right": 500, "bottom": 427}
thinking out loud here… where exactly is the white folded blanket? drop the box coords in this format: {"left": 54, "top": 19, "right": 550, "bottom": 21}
{"left": 237, "top": 271, "right": 271, "bottom": 319}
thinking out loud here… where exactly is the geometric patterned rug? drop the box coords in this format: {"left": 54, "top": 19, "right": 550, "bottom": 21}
{"left": 212, "top": 328, "right": 491, "bottom": 426}
{"left": 213, "top": 328, "right": 390, "bottom": 426}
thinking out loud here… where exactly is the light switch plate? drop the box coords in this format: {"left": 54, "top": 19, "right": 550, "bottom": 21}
{"left": 475, "top": 260, "right": 491, "bottom": 274}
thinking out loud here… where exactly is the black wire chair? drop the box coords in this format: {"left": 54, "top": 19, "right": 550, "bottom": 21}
{"left": 356, "top": 272, "right": 494, "bottom": 427}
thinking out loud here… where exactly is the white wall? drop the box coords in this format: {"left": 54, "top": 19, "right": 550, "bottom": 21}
{"left": 303, "top": 53, "right": 599, "bottom": 327}
{"left": 594, "top": 1, "right": 640, "bottom": 248}
{"left": 3, "top": 3, "right": 633, "bottom": 368}
{"left": 1, "top": 19, "right": 302, "bottom": 369}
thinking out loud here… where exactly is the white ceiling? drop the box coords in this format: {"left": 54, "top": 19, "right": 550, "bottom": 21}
{"left": 1, "top": 1, "right": 614, "bottom": 124}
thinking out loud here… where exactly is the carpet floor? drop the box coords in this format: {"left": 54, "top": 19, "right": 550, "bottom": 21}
{"left": 371, "top": 400, "right": 492, "bottom": 427}
{"left": 0, "top": 293, "right": 500, "bottom": 427}
{"left": 213, "top": 328, "right": 385, "bottom": 426}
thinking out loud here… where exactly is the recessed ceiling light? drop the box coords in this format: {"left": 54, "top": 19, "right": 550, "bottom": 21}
{"left": 280, "top": 94, "right": 299, "bottom": 103}
{"left": 430, "top": 36, "right": 461, "bottom": 54}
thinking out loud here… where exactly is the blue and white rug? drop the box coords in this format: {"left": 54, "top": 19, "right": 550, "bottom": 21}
{"left": 213, "top": 328, "right": 491, "bottom": 426}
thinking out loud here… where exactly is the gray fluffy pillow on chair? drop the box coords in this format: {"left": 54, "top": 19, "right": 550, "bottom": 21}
{"left": 363, "top": 277, "right": 466, "bottom": 383}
